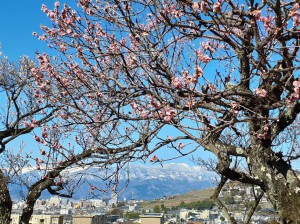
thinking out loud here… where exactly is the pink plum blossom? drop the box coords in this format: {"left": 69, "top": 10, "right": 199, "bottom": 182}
{"left": 254, "top": 88, "right": 268, "bottom": 98}
{"left": 150, "top": 155, "right": 159, "bottom": 162}
{"left": 200, "top": 1, "right": 207, "bottom": 14}
{"left": 41, "top": 4, "right": 48, "bottom": 13}
{"left": 171, "top": 77, "right": 183, "bottom": 89}
{"left": 192, "top": 2, "right": 199, "bottom": 11}
{"left": 164, "top": 116, "right": 171, "bottom": 122}
{"left": 195, "top": 66, "right": 203, "bottom": 77}
{"left": 293, "top": 80, "right": 300, "bottom": 88}
{"left": 213, "top": 0, "right": 222, "bottom": 13}
{"left": 178, "top": 142, "right": 184, "bottom": 149}
{"left": 130, "top": 102, "right": 138, "bottom": 109}
{"left": 250, "top": 10, "right": 261, "bottom": 20}
{"left": 34, "top": 135, "right": 41, "bottom": 142}
{"left": 257, "top": 133, "right": 267, "bottom": 139}
{"left": 42, "top": 131, "right": 48, "bottom": 139}
{"left": 140, "top": 110, "right": 149, "bottom": 119}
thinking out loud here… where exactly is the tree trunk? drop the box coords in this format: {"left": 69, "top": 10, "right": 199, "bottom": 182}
{"left": 0, "top": 169, "right": 12, "bottom": 224}
{"left": 264, "top": 171, "right": 300, "bottom": 224}
{"left": 251, "top": 146, "right": 300, "bottom": 224}
{"left": 19, "top": 179, "right": 52, "bottom": 224}
{"left": 20, "top": 150, "right": 92, "bottom": 223}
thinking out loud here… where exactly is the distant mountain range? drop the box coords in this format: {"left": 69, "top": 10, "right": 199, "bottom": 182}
{"left": 118, "top": 163, "right": 217, "bottom": 200}
{"left": 10, "top": 163, "right": 217, "bottom": 201}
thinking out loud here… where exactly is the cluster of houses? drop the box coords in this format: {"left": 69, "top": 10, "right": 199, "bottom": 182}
{"left": 174, "top": 208, "right": 277, "bottom": 224}
{"left": 10, "top": 213, "right": 165, "bottom": 224}
{"left": 10, "top": 183, "right": 279, "bottom": 224}
{"left": 9, "top": 210, "right": 277, "bottom": 224}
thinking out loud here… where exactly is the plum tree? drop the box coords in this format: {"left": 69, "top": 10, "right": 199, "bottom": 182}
{"left": 29, "top": 0, "right": 300, "bottom": 223}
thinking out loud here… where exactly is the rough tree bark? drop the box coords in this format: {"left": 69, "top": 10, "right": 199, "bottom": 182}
{"left": 0, "top": 169, "right": 12, "bottom": 224}
{"left": 250, "top": 146, "right": 300, "bottom": 223}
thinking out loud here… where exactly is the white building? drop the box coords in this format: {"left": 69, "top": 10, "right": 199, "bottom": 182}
{"left": 48, "top": 196, "right": 61, "bottom": 207}
{"left": 108, "top": 193, "right": 118, "bottom": 206}
{"left": 196, "top": 209, "right": 210, "bottom": 219}
{"left": 10, "top": 214, "right": 64, "bottom": 224}
{"left": 179, "top": 209, "right": 197, "bottom": 220}
{"left": 90, "top": 199, "right": 106, "bottom": 207}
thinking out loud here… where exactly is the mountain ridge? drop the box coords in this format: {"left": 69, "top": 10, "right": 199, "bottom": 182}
{"left": 10, "top": 163, "right": 217, "bottom": 201}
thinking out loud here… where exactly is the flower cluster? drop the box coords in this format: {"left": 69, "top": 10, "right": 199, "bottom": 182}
{"left": 163, "top": 107, "right": 176, "bottom": 122}
{"left": 196, "top": 50, "right": 211, "bottom": 63}
{"left": 289, "top": 80, "right": 300, "bottom": 102}
{"left": 290, "top": 3, "right": 300, "bottom": 27}
{"left": 162, "top": 3, "right": 183, "bottom": 18}
{"left": 254, "top": 88, "right": 268, "bottom": 98}
{"left": 256, "top": 126, "right": 269, "bottom": 139}
{"left": 171, "top": 77, "right": 183, "bottom": 89}
{"left": 213, "top": 0, "right": 222, "bottom": 13}
{"left": 192, "top": 1, "right": 207, "bottom": 13}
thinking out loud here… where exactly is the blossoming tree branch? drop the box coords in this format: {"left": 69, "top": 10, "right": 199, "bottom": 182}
{"left": 0, "top": 56, "right": 163, "bottom": 224}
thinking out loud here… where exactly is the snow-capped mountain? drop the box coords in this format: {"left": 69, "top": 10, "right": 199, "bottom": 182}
{"left": 116, "top": 163, "right": 217, "bottom": 200}
{"left": 127, "top": 163, "right": 213, "bottom": 181}
{"left": 10, "top": 163, "right": 217, "bottom": 200}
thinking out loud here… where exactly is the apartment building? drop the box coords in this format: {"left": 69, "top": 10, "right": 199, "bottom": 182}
{"left": 72, "top": 215, "right": 106, "bottom": 224}
{"left": 140, "top": 213, "right": 164, "bottom": 224}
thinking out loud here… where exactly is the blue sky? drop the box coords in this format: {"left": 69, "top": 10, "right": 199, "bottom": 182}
{"left": 0, "top": 0, "right": 48, "bottom": 59}
{"left": 0, "top": 0, "right": 75, "bottom": 60}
